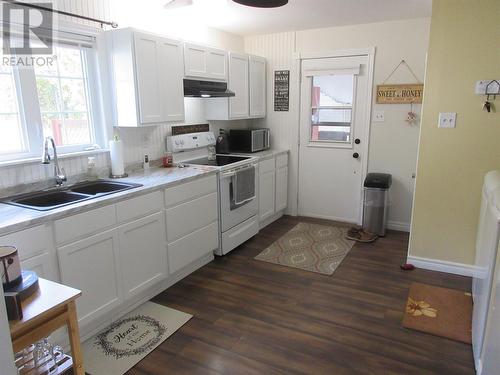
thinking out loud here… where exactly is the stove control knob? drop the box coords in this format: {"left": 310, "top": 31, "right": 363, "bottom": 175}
{"left": 174, "top": 140, "right": 179, "bottom": 145}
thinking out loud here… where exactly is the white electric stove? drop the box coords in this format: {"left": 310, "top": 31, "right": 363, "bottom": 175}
{"left": 166, "top": 131, "right": 259, "bottom": 255}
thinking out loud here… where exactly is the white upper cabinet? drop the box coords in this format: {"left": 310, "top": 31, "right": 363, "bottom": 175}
{"left": 107, "top": 28, "right": 185, "bottom": 127}
{"left": 158, "top": 38, "right": 185, "bottom": 122}
{"left": 184, "top": 43, "right": 227, "bottom": 81}
{"left": 229, "top": 52, "right": 249, "bottom": 119}
{"left": 249, "top": 55, "right": 266, "bottom": 117}
{"left": 206, "top": 52, "right": 266, "bottom": 120}
{"left": 133, "top": 32, "right": 163, "bottom": 124}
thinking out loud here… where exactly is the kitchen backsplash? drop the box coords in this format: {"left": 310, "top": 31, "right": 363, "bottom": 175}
{"left": 0, "top": 99, "right": 251, "bottom": 191}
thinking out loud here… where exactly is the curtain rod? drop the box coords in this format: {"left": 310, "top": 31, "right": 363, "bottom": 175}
{"left": 2, "top": 0, "right": 118, "bottom": 28}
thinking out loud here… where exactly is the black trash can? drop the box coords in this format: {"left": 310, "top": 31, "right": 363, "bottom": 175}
{"left": 363, "top": 173, "right": 392, "bottom": 236}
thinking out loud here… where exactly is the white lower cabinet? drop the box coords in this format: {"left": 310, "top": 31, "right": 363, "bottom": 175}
{"left": 58, "top": 229, "right": 123, "bottom": 327}
{"left": 258, "top": 153, "right": 289, "bottom": 226}
{"left": 164, "top": 174, "right": 218, "bottom": 273}
{"left": 259, "top": 169, "right": 276, "bottom": 222}
{"left": 118, "top": 211, "right": 168, "bottom": 298}
{"left": 168, "top": 222, "right": 218, "bottom": 274}
{"left": 276, "top": 164, "right": 288, "bottom": 212}
{"left": 0, "top": 224, "right": 59, "bottom": 282}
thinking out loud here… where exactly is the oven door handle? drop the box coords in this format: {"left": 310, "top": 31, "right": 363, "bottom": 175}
{"left": 235, "top": 195, "right": 256, "bottom": 206}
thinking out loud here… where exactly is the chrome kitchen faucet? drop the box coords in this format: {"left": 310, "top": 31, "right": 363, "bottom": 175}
{"left": 41, "top": 136, "right": 67, "bottom": 186}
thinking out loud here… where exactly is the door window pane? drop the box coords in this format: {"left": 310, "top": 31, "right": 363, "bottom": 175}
{"left": 34, "top": 45, "right": 93, "bottom": 147}
{"left": 0, "top": 67, "right": 26, "bottom": 154}
{"left": 311, "top": 74, "right": 354, "bottom": 143}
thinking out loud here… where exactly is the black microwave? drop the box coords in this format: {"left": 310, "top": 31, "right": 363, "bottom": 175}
{"left": 230, "top": 128, "right": 270, "bottom": 153}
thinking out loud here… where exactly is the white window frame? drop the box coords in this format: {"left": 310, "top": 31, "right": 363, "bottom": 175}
{"left": 0, "top": 21, "right": 107, "bottom": 163}
{"left": 308, "top": 73, "right": 358, "bottom": 149}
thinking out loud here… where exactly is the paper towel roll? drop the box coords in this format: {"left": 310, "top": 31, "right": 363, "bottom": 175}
{"left": 109, "top": 139, "right": 125, "bottom": 176}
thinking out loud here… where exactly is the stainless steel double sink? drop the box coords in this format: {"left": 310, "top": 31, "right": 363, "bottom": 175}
{"left": 2, "top": 180, "right": 143, "bottom": 211}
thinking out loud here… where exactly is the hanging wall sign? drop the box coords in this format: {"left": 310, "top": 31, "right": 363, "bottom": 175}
{"left": 274, "top": 70, "right": 290, "bottom": 111}
{"left": 376, "top": 83, "right": 424, "bottom": 104}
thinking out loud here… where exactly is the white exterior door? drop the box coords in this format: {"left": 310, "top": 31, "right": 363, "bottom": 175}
{"left": 298, "top": 54, "right": 372, "bottom": 224}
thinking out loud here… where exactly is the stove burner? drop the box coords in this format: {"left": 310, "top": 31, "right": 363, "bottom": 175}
{"left": 188, "top": 155, "right": 251, "bottom": 167}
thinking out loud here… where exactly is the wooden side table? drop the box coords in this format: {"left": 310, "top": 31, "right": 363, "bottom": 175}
{"left": 9, "top": 278, "right": 84, "bottom": 375}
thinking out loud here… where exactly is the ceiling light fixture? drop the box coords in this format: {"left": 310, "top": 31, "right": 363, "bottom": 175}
{"left": 232, "top": 0, "right": 288, "bottom": 8}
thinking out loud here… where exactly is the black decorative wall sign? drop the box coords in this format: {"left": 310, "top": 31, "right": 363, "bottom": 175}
{"left": 274, "top": 70, "right": 290, "bottom": 112}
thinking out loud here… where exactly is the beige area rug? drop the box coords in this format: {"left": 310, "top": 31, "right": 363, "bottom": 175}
{"left": 402, "top": 283, "right": 472, "bottom": 344}
{"left": 255, "top": 222, "right": 355, "bottom": 275}
{"left": 83, "top": 302, "right": 192, "bottom": 375}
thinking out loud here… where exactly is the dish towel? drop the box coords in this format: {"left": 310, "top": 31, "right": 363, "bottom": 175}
{"left": 233, "top": 166, "right": 255, "bottom": 205}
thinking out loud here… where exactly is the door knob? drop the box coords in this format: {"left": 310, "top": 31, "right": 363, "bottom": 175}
{"left": 353, "top": 152, "right": 359, "bottom": 159}
{"left": 355, "top": 138, "right": 361, "bottom": 144}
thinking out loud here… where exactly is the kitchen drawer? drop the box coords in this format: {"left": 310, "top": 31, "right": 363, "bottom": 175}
{"left": 116, "top": 190, "right": 163, "bottom": 223}
{"left": 0, "top": 223, "right": 53, "bottom": 260}
{"left": 168, "top": 222, "right": 218, "bottom": 274}
{"left": 276, "top": 153, "right": 288, "bottom": 168}
{"left": 55, "top": 205, "right": 116, "bottom": 245}
{"left": 221, "top": 215, "right": 259, "bottom": 255}
{"left": 164, "top": 175, "right": 217, "bottom": 207}
{"left": 166, "top": 192, "right": 218, "bottom": 242}
{"left": 259, "top": 157, "right": 275, "bottom": 174}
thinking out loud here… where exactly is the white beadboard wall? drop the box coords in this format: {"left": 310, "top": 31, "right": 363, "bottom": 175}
{"left": 245, "top": 32, "right": 300, "bottom": 215}
{"left": 54, "top": 0, "right": 111, "bottom": 26}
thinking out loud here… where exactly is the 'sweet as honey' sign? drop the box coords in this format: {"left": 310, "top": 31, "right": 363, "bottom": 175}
{"left": 376, "top": 84, "right": 424, "bottom": 104}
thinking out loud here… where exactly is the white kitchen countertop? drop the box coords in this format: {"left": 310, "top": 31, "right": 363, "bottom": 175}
{"left": 0, "top": 149, "right": 289, "bottom": 236}
{"left": 230, "top": 149, "right": 289, "bottom": 161}
{"left": 0, "top": 165, "right": 218, "bottom": 236}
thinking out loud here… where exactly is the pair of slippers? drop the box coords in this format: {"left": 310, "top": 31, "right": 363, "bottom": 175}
{"left": 346, "top": 227, "right": 378, "bottom": 243}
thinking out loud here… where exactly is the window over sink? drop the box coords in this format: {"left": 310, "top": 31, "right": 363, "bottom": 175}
{"left": 0, "top": 32, "right": 105, "bottom": 163}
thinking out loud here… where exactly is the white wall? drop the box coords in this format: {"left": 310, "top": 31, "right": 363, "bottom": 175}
{"left": 245, "top": 18, "right": 431, "bottom": 230}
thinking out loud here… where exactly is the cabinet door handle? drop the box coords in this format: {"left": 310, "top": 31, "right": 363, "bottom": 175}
{"left": 353, "top": 152, "right": 359, "bottom": 159}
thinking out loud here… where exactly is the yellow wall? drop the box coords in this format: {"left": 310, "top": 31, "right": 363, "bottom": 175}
{"left": 409, "top": 0, "right": 500, "bottom": 265}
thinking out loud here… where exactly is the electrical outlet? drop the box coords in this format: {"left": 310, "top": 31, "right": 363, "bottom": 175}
{"left": 374, "top": 111, "right": 385, "bottom": 122}
{"left": 438, "top": 112, "right": 457, "bottom": 128}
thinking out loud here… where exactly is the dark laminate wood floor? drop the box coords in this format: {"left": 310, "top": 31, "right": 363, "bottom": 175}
{"left": 130, "top": 215, "right": 475, "bottom": 375}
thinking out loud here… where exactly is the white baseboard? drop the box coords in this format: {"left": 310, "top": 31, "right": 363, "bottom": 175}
{"left": 387, "top": 220, "right": 410, "bottom": 232}
{"left": 297, "top": 212, "right": 357, "bottom": 225}
{"left": 407, "top": 255, "right": 475, "bottom": 277}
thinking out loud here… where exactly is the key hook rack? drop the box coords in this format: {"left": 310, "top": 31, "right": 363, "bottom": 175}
{"left": 485, "top": 80, "right": 500, "bottom": 101}
{"left": 482, "top": 80, "right": 499, "bottom": 113}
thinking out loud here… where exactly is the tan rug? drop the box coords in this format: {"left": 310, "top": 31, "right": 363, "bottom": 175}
{"left": 255, "top": 222, "right": 355, "bottom": 275}
{"left": 402, "top": 283, "right": 472, "bottom": 344}
{"left": 83, "top": 302, "right": 192, "bottom": 375}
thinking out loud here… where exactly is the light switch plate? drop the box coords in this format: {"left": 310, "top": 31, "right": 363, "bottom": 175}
{"left": 438, "top": 112, "right": 457, "bottom": 128}
{"left": 374, "top": 111, "right": 385, "bottom": 122}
